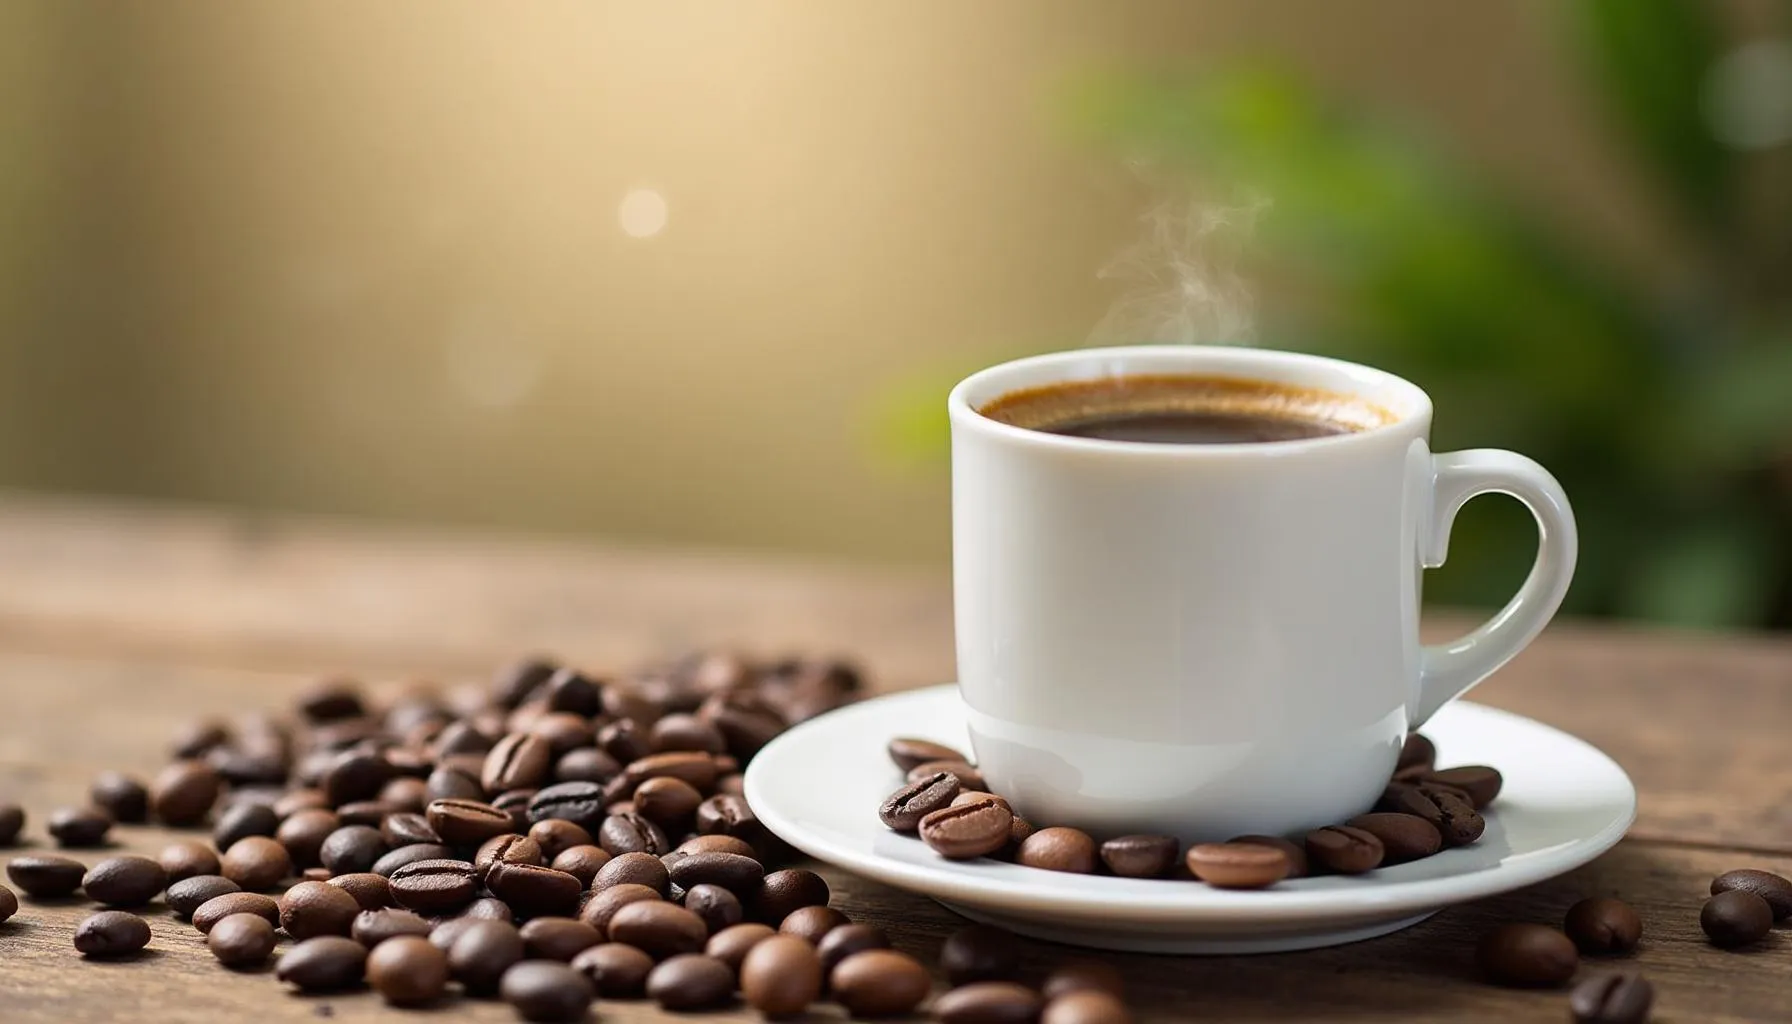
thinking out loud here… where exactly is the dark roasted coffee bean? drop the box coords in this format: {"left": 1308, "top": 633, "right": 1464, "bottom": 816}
{"left": 1564, "top": 898, "right": 1643, "bottom": 954}
{"left": 208, "top": 911, "right": 277, "bottom": 967}
{"left": 448, "top": 919, "right": 525, "bottom": 994}
{"left": 1421, "top": 766, "right": 1503, "bottom": 808}
{"left": 1042, "top": 961, "right": 1126, "bottom": 1000}
{"left": 755, "top": 868, "right": 829, "bottom": 924}
{"left": 212, "top": 801, "right": 279, "bottom": 851}
{"left": 281, "top": 879, "right": 364, "bottom": 939}
{"left": 650, "top": 713, "right": 725, "bottom": 755}
{"left": 496, "top": 787, "right": 540, "bottom": 831}
{"left": 366, "top": 934, "right": 448, "bottom": 1006}
{"left": 678, "top": 833, "right": 759, "bottom": 859}
{"left": 155, "top": 840, "right": 222, "bottom": 884}
{"left": 381, "top": 812, "right": 441, "bottom": 848}
{"left": 909, "top": 759, "right": 987, "bottom": 791}
{"left": 192, "top": 891, "right": 281, "bottom": 934}
{"left": 429, "top": 916, "right": 478, "bottom": 951}
{"left": 425, "top": 765, "right": 485, "bottom": 804}
{"left": 704, "top": 697, "right": 786, "bottom": 762}
{"left": 521, "top": 917, "right": 603, "bottom": 961}
{"left": 555, "top": 747, "right": 622, "bottom": 785}
{"left": 1570, "top": 972, "right": 1654, "bottom": 1024}
{"left": 683, "top": 883, "right": 744, "bottom": 934}
{"left": 1394, "top": 784, "right": 1485, "bottom": 846}
{"left": 274, "top": 788, "right": 331, "bottom": 820}
{"left": 527, "top": 819, "right": 592, "bottom": 862}
{"left": 742, "top": 933, "right": 823, "bottom": 1018}
{"left": 334, "top": 799, "right": 398, "bottom": 828}
{"left": 887, "top": 737, "right": 968, "bottom": 773}
{"left": 526, "top": 782, "right": 609, "bottom": 834}
{"left": 1227, "top": 835, "right": 1309, "bottom": 878}
{"left": 459, "top": 896, "right": 515, "bottom": 921}
{"left": 372, "top": 843, "right": 456, "bottom": 878}
{"left": 1396, "top": 732, "right": 1435, "bottom": 771}
{"left": 487, "top": 862, "right": 584, "bottom": 919}
{"left": 579, "top": 883, "right": 663, "bottom": 936}
{"left": 296, "top": 681, "right": 366, "bottom": 722}
{"left": 380, "top": 775, "right": 429, "bottom": 813}
{"left": 6, "top": 854, "right": 87, "bottom": 898}
{"left": 530, "top": 712, "right": 596, "bottom": 757}
{"left": 1710, "top": 868, "right": 1792, "bottom": 920}
{"left": 484, "top": 733, "right": 554, "bottom": 794}
{"left": 328, "top": 872, "right": 392, "bottom": 911}
{"left": 432, "top": 720, "right": 494, "bottom": 759}
{"left": 780, "top": 904, "right": 850, "bottom": 944}
{"left": 935, "top": 981, "right": 1047, "bottom": 1024}
{"left": 1043, "top": 990, "right": 1132, "bottom": 1024}
{"left": 634, "top": 776, "right": 704, "bottom": 833}
{"left": 1346, "top": 812, "right": 1442, "bottom": 863}
{"left": 600, "top": 811, "right": 671, "bottom": 857}
{"left": 920, "top": 798, "right": 1013, "bottom": 860}
{"left": 501, "top": 959, "right": 595, "bottom": 1022}
{"left": 388, "top": 859, "right": 479, "bottom": 915}
{"left": 74, "top": 910, "right": 150, "bottom": 957}
{"left": 550, "top": 844, "right": 611, "bottom": 887}
{"left": 221, "top": 836, "right": 292, "bottom": 890}
{"left": 322, "top": 750, "right": 394, "bottom": 808}
{"left": 595, "top": 851, "right": 670, "bottom": 894}
{"left": 1018, "top": 827, "right": 1099, "bottom": 873}
{"left": 476, "top": 834, "right": 546, "bottom": 882}
{"left": 494, "top": 657, "right": 559, "bottom": 709}
{"left": 89, "top": 772, "right": 149, "bottom": 824}
{"left": 171, "top": 719, "right": 231, "bottom": 760}
{"left": 609, "top": 899, "right": 708, "bottom": 958}
{"left": 647, "top": 953, "right": 735, "bottom": 1011}
{"left": 878, "top": 772, "right": 961, "bottom": 833}
{"left": 0, "top": 804, "right": 22, "bottom": 846}
{"left": 1702, "top": 890, "right": 1772, "bottom": 947}
{"left": 706, "top": 921, "right": 777, "bottom": 971}
{"left": 167, "top": 875, "right": 241, "bottom": 918}
{"left": 152, "top": 760, "right": 222, "bottom": 826}
{"left": 1477, "top": 923, "right": 1579, "bottom": 986}
{"left": 624, "top": 751, "right": 719, "bottom": 792}
{"left": 597, "top": 719, "right": 653, "bottom": 765}
{"left": 694, "top": 793, "right": 766, "bottom": 849}
{"left": 1304, "top": 826, "right": 1385, "bottom": 875}
{"left": 320, "top": 824, "right": 388, "bottom": 875}
{"left": 543, "top": 667, "right": 604, "bottom": 717}
{"left": 572, "top": 941, "right": 656, "bottom": 998}
{"left": 277, "top": 934, "right": 368, "bottom": 991}
{"left": 276, "top": 809, "right": 341, "bottom": 869}
{"left": 81, "top": 856, "right": 168, "bottom": 907}
{"left": 1098, "top": 835, "right": 1178, "bottom": 878}
{"left": 941, "top": 923, "right": 1021, "bottom": 985}
{"left": 668, "top": 850, "right": 764, "bottom": 895}
{"left": 832, "top": 948, "right": 932, "bottom": 1017}
{"left": 47, "top": 805, "right": 112, "bottom": 848}
{"left": 425, "top": 797, "right": 514, "bottom": 846}
{"left": 353, "top": 907, "right": 433, "bottom": 947}
{"left": 815, "top": 921, "right": 887, "bottom": 983}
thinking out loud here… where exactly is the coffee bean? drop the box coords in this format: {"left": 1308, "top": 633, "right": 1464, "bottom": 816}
{"left": 1018, "top": 827, "right": 1099, "bottom": 873}
{"left": 0, "top": 804, "right": 23, "bottom": 845}
{"left": 1710, "top": 868, "right": 1792, "bottom": 920}
{"left": 1304, "top": 826, "right": 1385, "bottom": 875}
{"left": 647, "top": 953, "right": 736, "bottom": 1011}
{"left": 597, "top": 720, "right": 653, "bottom": 766}
{"left": 952, "top": 791, "right": 1013, "bottom": 813}
{"left": 276, "top": 809, "right": 342, "bottom": 869}
{"left": 703, "top": 695, "right": 786, "bottom": 762}
{"left": 634, "top": 776, "right": 704, "bottom": 833}
{"left": 598, "top": 811, "right": 670, "bottom": 861}
{"left": 609, "top": 899, "right": 709, "bottom": 958}
{"left": 935, "top": 981, "right": 1047, "bottom": 1024}
{"left": 474, "top": 834, "right": 546, "bottom": 882}
{"left": 448, "top": 919, "right": 525, "bottom": 994}
{"left": 1393, "top": 784, "right": 1484, "bottom": 846}
{"left": 74, "top": 910, "right": 150, "bottom": 957}
{"left": 89, "top": 772, "right": 149, "bottom": 824}
{"left": 221, "top": 836, "right": 292, "bottom": 891}
{"left": 152, "top": 760, "right": 222, "bottom": 825}
{"left": 529, "top": 713, "right": 596, "bottom": 759}
{"left": 526, "top": 782, "right": 609, "bottom": 834}
{"left": 460, "top": 898, "right": 515, "bottom": 925}
{"left": 6, "top": 854, "right": 87, "bottom": 898}
{"left": 1477, "top": 923, "right": 1579, "bottom": 986}
{"left": 192, "top": 891, "right": 281, "bottom": 933}
{"left": 380, "top": 812, "right": 442, "bottom": 848}
{"left": 484, "top": 733, "right": 554, "bottom": 794}
{"left": 1184, "top": 842, "right": 1290, "bottom": 889}
{"left": 323, "top": 750, "right": 394, "bottom": 808}
{"left": 429, "top": 916, "right": 479, "bottom": 951}
{"left": 327, "top": 872, "right": 392, "bottom": 911}
{"left": 1097, "top": 835, "right": 1178, "bottom": 879}
{"left": 426, "top": 797, "right": 514, "bottom": 846}
{"left": 82, "top": 856, "right": 168, "bottom": 907}
{"left": 1346, "top": 812, "right": 1442, "bottom": 863}
{"left": 1227, "top": 835, "right": 1308, "bottom": 878}
{"left": 425, "top": 765, "right": 485, "bottom": 804}
{"left": 212, "top": 801, "right": 279, "bottom": 851}
{"left": 1563, "top": 897, "right": 1643, "bottom": 954}
{"left": 888, "top": 736, "right": 968, "bottom": 773}
{"left": 335, "top": 799, "right": 399, "bottom": 828}
{"left": 500, "top": 960, "right": 595, "bottom": 1022}
{"left": 678, "top": 834, "right": 759, "bottom": 859}
{"left": 1569, "top": 972, "right": 1654, "bottom": 1024}
{"left": 277, "top": 935, "right": 368, "bottom": 991}
{"left": 555, "top": 747, "right": 622, "bottom": 785}
{"left": 580, "top": 883, "right": 663, "bottom": 937}
{"left": 668, "top": 850, "right": 764, "bottom": 896}
{"left": 780, "top": 904, "right": 849, "bottom": 944}
{"left": 208, "top": 911, "right": 277, "bottom": 967}
{"left": 596, "top": 851, "right": 669, "bottom": 896}
{"left": 1422, "top": 766, "right": 1502, "bottom": 808}
{"left": 572, "top": 941, "right": 656, "bottom": 997}
{"left": 941, "top": 923, "right": 1021, "bottom": 985}
{"left": 493, "top": 657, "right": 558, "bottom": 708}
{"left": 550, "top": 845, "right": 611, "bottom": 887}
{"left": 275, "top": 788, "right": 331, "bottom": 819}
{"left": 47, "top": 806, "right": 113, "bottom": 848}
{"left": 372, "top": 843, "right": 456, "bottom": 878}
{"left": 487, "top": 862, "right": 584, "bottom": 919}
{"left": 832, "top": 948, "right": 932, "bottom": 1017}
{"left": 320, "top": 825, "right": 388, "bottom": 876}
{"left": 527, "top": 819, "right": 593, "bottom": 862}
{"left": 1702, "top": 890, "right": 1772, "bottom": 947}
{"left": 367, "top": 934, "right": 449, "bottom": 1006}
{"left": 756, "top": 868, "right": 830, "bottom": 923}
{"left": 380, "top": 776, "right": 429, "bottom": 813}
{"left": 694, "top": 793, "right": 766, "bottom": 848}
{"left": 684, "top": 883, "right": 745, "bottom": 934}
{"left": 909, "top": 759, "right": 988, "bottom": 792}
{"left": 520, "top": 917, "right": 603, "bottom": 962}
{"left": 920, "top": 797, "right": 1013, "bottom": 860}
{"left": 2, "top": 890, "right": 23, "bottom": 927}
{"left": 281, "top": 879, "right": 363, "bottom": 939}
{"left": 625, "top": 751, "right": 721, "bottom": 793}
{"left": 742, "top": 933, "right": 823, "bottom": 1018}
{"left": 166, "top": 874, "right": 241, "bottom": 918}
{"left": 1042, "top": 961, "right": 1126, "bottom": 1000}
{"left": 879, "top": 772, "right": 963, "bottom": 833}
{"left": 353, "top": 908, "right": 433, "bottom": 947}
{"left": 1396, "top": 732, "right": 1435, "bottom": 771}
{"left": 651, "top": 713, "right": 726, "bottom": 754}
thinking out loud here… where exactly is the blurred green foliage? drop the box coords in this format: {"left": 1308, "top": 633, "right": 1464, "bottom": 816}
{"left": 886, "top": 1, "right": 1792, "bottom": 629}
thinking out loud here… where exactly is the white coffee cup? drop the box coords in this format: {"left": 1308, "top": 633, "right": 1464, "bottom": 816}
{"left": 949, "top": 345, "right": 1576, "bottom": 840}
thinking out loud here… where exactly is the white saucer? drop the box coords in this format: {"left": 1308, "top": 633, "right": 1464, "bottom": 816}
{"left": 744, "top": 685, "right": 1636, "bottom": 954}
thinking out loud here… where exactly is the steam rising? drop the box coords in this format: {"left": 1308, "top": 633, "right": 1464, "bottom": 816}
{"left": 1087, "top": 182, "right": 1270, "bottom": 348}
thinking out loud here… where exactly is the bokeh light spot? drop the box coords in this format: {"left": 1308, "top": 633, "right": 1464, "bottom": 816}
{"left": 618, "top": 188, "right": 669, "bottom": 238}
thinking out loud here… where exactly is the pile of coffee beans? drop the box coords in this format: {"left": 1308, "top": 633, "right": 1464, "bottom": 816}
{"left": 878, "top": 730, "right": 1501, "bottom": 887}
{"left": 0, "top": 652, "right": 1139, "bottom": 1022}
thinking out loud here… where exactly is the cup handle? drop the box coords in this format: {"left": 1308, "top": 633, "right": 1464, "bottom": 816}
{"left": 1410, "top": 449, "right": 1578, "bottom": 727}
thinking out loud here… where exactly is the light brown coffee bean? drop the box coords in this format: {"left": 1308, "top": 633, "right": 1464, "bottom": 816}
{"left": 579, "top": 883, "right": 663, "bottom": 937}
{"left": 706, "top": 922, "right": 778, "bottom": 971}
{"left": 1186, "top": 842, "right": 1290, "bottom": 889}
{"left": 280, "top": 879, "right": 362, "bottom": 940}
{"left": 742, "top": 934, "right": 823, "bottom": 1018}
{"left": 887, "top": 737, "right": 968, "bottom": 773}
{"left": 1098, "top": 835, "right": 1178, "bottom": 879}
{"left": 780, "top": 904, "right": 850, "bottom": 944}
{"left": 208, "top": 911, "right": 278, "bottom": 966}
{"left": 221, "top": 836, "right": 292, "bottom": 891}
{"left": 1017, "top": 827, "right": 1098, "bottom": 873}
{"left": 831, "top": 949, "right": 932, "bottom": 1018}
{"left": 1043, "top": 990, "right": 1133, "bottom": 1024}
{"left": 327, "top": 872, "right": 392, "bottom": 911}
{"left": 1227, "top": 835, "right": 1308, "bottom": 878}
{"left": 483, "top": 733, "right": 554, "bottom": 794}
{"left": 520, "top": 917, "right": 603, "bottom": 962}
{"left": 647, "top": 953, "right": 735, "bottom": 1011}
{"left": 907, "top": 759, "right": 987, "bottom": 792}
{"left": 934, "top": 981, "right": 1046, "bottom": 1024}
{"left": 571, "top": 941, "right": 656, "bottom": 998}
{"left": 919, "top": 798, "right": 1013, "bottom": 860}
{"left": 1042, "top": 960, "right": 1126, "bottom": 1000}
{"left": 152, "top": 760, "right": 222, "bottom": 826}
{"left": 192, "top": 891, "right": 280, "bottom": 934}
{"left": 608, "top": 900, "right": 708, "bottom": 959}
{"left": 367, "top": 934, "right": 449, "bottom": 1006}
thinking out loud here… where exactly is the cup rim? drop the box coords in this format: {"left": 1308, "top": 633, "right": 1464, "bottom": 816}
{"left": 947, "top": 345, "right": 1434, "bottom": 456}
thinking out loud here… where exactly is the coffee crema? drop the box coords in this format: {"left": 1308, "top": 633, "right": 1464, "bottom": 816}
{"left": 977, "top": 373, "right": 1393, "bottom": 445}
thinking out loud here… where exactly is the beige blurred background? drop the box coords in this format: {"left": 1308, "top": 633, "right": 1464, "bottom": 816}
{"left": 0, "top": 1, "right": 1703, "bottom": 565}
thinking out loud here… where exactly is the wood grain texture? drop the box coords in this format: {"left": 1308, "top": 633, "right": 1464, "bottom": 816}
{"left": 2, "top": 495, "right": 1792, "bottom": 1021}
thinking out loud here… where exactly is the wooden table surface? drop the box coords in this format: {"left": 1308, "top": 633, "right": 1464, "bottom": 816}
{"left": 1, "top": 492, "right": 1788, "bottom": 1023}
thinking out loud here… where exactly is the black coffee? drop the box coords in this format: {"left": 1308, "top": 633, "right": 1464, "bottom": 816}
{"left": 978, "top": 373, "right": 1388, "bottom": 444}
